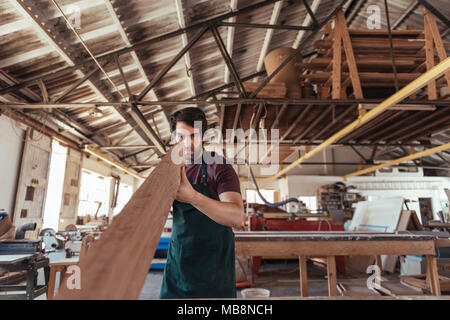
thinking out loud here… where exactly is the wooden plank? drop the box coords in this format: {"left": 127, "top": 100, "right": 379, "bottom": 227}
{"left": 348, "top": 29, "right": 424, "bottom": 37}
{"left": 56, "top": 146, "right": 181, "bottom": 299}
{"left": 424, "top": 12, "right": 437, "bottom": 100}
{"left": 299, "top": 256, "right": 308, "bottom": 297}
{"left": 332, "top": 19, "right": 342, "bottom": 99}
{"left": 426, "top": 255, "right": 441, "bottom": 296}
{"left": 315, "top": 39, "right": 450, "bottom": 51}
{"left": 377, "top": 280, "right": 424, "bottom": 296}
{"left": 338, "top": 280, "right": 381, "bottom": 297}
{"left": 234, "top": 231, "right": 437, "bottom": 239}
{"left": 235, "top": 240, "right": 436, "bottom": 257}
{"left": 327, "top": 256, "right": 338, "bottom": 297}
{"left": 307, "top": 57, "right": 418, "bottom": 71}
{"left": 302, "top": 72, "right": 424, "bottom": 82}
{"left": 435, "top": 239, "right": 450, "bottom": 248}
{"left": 401, "top": 274, "right": 450, "bottom": 291}
{"left": 242, "top": 82, "right": 287, "bottom": 98}
{"left": 337, "top": 10, "right": 363, "bottom": 99}
{"left": 424, "top": 9, "right": 450, "bottom": 89}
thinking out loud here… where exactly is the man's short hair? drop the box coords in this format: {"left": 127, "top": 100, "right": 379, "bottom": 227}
{"left": 170, "top": 107, "right": 208, "bottom": 134}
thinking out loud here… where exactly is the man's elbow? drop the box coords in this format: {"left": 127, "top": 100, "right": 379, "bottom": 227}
{"left": 232, "top": 209, "right": 245, "bottom": 228}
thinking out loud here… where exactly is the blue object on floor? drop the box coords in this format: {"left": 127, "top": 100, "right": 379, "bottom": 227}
{"left": 150, "top": 236, "right": 170, "bottom": 270}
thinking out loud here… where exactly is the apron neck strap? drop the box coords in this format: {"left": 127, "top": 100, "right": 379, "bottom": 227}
{"left": 201, "top": 160, "right": 207, "bottom": 185}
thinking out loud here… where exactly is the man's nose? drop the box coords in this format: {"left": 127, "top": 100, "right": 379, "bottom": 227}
{"left": 183, "top": 138, "right": 191, "bottom": 148}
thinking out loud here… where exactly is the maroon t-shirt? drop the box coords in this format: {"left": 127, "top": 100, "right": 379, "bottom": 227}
{"left": 185, "top": 152, "right": 241, "bottom": 201}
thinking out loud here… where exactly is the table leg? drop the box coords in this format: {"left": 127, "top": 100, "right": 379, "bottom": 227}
{"left": 58, "top": 266, "right": 68, "bottom": 294}
{"left": 47, "top": 267, "right": 57, "bottom": 300}
{"left": 327, "top": 256, "right": 338, "bottom": 297}
{"left": 426, "top": 255, "right": 441, "bottom": 296}
{"left": 299, "top": 256, "right": 308, "bottom": 297}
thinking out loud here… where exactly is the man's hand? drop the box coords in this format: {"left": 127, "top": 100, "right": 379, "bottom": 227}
{"left": 175, "top": 165, "right": 198, "bottom": 204}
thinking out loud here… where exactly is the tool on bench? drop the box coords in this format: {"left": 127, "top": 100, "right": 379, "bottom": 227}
{"left": 0, "top": 239, "right": 49, "bottom": 300}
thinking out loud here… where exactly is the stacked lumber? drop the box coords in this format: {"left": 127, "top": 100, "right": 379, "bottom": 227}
{"left": 337, "top": 280, "right": 381, "bottom": 297}
{"left": 297, "top": 9, "right": 450, "bottom": 100}
{"left": 242, "top": 81, "right": 302, "bottom": 99}
{"left": 56, "top": 146, "right": 181, "bottom": 299}
{"left": 338, "top": 279, "right": 424, "bottom": 297}
{"left": 401, "top": 274, "right": 450, "bottom": 292}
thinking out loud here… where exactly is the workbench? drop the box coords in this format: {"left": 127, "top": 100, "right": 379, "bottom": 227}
{"left": 0, "top": 253, "right": 49, "bottom": 300}
{"left": 234, "top": 231, "right": 441, "bottom": 297}
{"left": 47, "top": 257, "right": 79, "bottom": 300}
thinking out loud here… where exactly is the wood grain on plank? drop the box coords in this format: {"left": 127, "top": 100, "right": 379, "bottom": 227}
{"left": 56, "top": 146, "right": 181, "bottom": 299}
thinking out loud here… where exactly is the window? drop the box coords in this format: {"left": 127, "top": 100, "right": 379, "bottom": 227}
{"left": 78, "top": 170, "right": 111, "bottom": 217}
{"left": 299, "top": 196, "right": 318, "bottom": 211}
{"left": 246, "top": 189, "right": 277, "bottom": 204}
{"left": 113, "top": 183, "right": 133, "bottom": 216}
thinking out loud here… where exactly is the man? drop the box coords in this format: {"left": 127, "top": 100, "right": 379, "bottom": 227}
{"left": 160, "top": 107, "right": 245, "bottom": 299}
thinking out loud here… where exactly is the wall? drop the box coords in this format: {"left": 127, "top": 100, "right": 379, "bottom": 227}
{"left": 279, "top": 174, "right": 450, "bottom": 220}
{"left": 0, "top": 115, "right": 24, "bottom": 215}
{"left": 347, "top": 175, "right": 450, "bottom": 220}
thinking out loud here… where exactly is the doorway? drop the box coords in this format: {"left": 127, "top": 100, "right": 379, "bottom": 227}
{"left": 42, "top": 140, "right": 68, "bottom": 231}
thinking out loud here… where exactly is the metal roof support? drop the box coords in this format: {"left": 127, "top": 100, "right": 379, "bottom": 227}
{"left": 114, "top": 54, "right": 133, "bottom": 100}
{"left": 418, "top": 0, "right": 450, "bottom": 28}
{"left": 190, "top": 71, "right": 265, "bottom": 100}
{"left": 256, "top": 1, "right": 284, "bottom": 75}
{"left": 11, "top": 0, "right": 166, "bottom": 155}
{"left": 391, "top": 0, "right": 419, "bottom": 29}
{"left": 136, "top": 26, "right": 209, "bottom": 101}
{"left": 105, "top": 0, "right": 173, "bottom": 148}
{"left": 53, "top": 60, "right": 110, "bottom": 103}
{"left": 1, "top": 1, "right": 281, "bottom": 97}
{"left": 292, "top": 0, "right": 322, "bottom": 49}
{"left": 211, "top": 25, "right": 247, "bottom": 97}
{"left": 4, "top": 98, "right": 450, "bottom": 108}
{"left": 345, "top": 0, "right": 366, "bottom": 27}
{"left": 302, "top": 0, "right": 319, "bottom": 27}
{"left": 219, "top": 21, "right": 314, "bottom": 31}
{"left": 349, "top": 145, "right": 369, "bottom": 163}
{"left": 247, "top": 56, "right": 450, "bottom": 181}
{"left": 224, "top": 0, "right": 238, "bottom": 85}
{"left": 174, "top": 0, "right": 197, "bottom": 96}
{"left": 308, "top": 105, "right": 356, "bottom": 141}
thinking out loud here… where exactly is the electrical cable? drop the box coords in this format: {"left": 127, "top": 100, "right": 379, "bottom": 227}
{"left": 247, "top": 163, "right": 299, "bottom": 207}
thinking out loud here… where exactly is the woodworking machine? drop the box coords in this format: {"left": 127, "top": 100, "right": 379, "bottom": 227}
{"left": 0, "top": 239, "right": 49, "bottom": 300}
{"left": 246, "top": 206, "right": 346, "bottom": 277}
{"left": 39, "top": 228, "right": 85, "bottom": 258}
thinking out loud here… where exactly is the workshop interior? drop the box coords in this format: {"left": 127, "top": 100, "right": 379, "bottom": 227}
{"left": 0, "top": 0, "right": 450, "bottom": 301}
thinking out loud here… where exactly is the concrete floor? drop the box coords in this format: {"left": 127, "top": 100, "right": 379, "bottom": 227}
{"left": 20, "top": 257, "right": 448, "bottom": 299}
{"left": 138, "top": 259, "right": 368, "bottom": 299}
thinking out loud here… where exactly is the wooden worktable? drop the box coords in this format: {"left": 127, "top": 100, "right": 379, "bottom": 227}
{"left": 234, "top": 231, "right": 441, "bottom": 297}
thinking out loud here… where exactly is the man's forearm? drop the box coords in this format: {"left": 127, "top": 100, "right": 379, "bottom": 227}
{"left": 190, "top": 191, "right": 244, "bottom": 228}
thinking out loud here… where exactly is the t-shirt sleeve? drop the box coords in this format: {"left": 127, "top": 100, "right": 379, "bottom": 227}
{"left": 215, "top": 164, "right": 241, "bottom": 196}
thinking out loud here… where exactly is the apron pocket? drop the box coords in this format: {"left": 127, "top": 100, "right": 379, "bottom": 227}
{"left": 179, "top": 242, "right": 218, "bottom": 286}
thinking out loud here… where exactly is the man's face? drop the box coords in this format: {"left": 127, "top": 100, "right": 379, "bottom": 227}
{"left": 175, "top": 121, "right": 203, "bottom": 163}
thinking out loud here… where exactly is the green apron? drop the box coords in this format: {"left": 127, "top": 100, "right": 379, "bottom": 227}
{"left": 159, "top": 161, "right": 236, "bottom": 299}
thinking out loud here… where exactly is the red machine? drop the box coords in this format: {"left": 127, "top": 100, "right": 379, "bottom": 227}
{"left": 248, "top": 215, "right": 346, "bottom": 277}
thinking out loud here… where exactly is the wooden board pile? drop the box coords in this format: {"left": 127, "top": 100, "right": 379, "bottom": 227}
{"left": 297, "top": 9, "right": 450, "bottom": 100}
